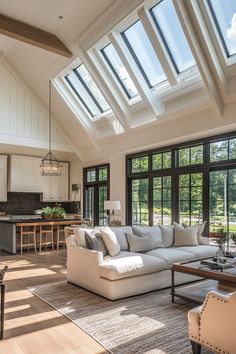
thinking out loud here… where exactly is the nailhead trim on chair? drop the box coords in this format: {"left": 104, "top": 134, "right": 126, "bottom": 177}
{"left": 197, "top": 293, "right": 230, "bottom": 354}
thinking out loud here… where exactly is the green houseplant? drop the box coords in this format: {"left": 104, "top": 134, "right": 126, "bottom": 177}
{"left": 41, "top": 204, "right": 66, "bottom": 219}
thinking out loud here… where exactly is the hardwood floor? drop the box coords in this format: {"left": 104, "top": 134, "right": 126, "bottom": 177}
{"left": 0, "top": 250, "right": 107, "bottom": 354}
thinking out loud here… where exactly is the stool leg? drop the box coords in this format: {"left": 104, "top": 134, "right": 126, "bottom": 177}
{"left": 20, "top": 227, "right": 23, "bottom": 254}
{"left": 52, "top": 228, "right": 54, "bottom": 251}
{"left": 39, "top": 228, "right": 42, "bottom": 253}
{"left": 1, "top": 284, "right": 5, "bottom": 340}
{"left": 34, "top": 227, "right": 36, "bottom": 253}
{"left": 57, "top": 227, "right": 59, "bottom": 251}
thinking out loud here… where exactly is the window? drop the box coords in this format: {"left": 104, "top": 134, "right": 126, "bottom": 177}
{"left": 207, "top": 0, "right": 236, "bottom": 57}
{"left": 178, "top": 145, "right": 203, "bottom": 166}
{"left": 152, "top": 151, "right": 171, "bottom": 170}
{"left": 131, "top": 156, "right": 149, "bottom": 173}
{"left": 101, "top": 43, "right": 138, "bottom": 98}
{"left": 122, "top": 20, "right": 166, "bottom": 88}
{"left": 210, "top": 138, "right": 236, "bottom": 162}
{"left": 65, "top": 64, "right": 110, "bottom": 117}
{"left": 150, "top": 0, "right": 195, "bottom": 73}
{"left": 179, "top": 173, "right": 203, "bottom": 225}
{"left": 209, "top": 169, "right": 236, "bottom": 236}
{"left": 153, "top": 176, "right": 172, "bottom": 225}
{"left": 132, "top": 178, "right": 149, "bottom": 225}
{"left": 84, "top": 164, "right": 109, "bottom": 226}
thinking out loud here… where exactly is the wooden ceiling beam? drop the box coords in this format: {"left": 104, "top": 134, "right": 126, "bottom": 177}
{"left": 0, "top": 14, "right": 72, "bottom": 58}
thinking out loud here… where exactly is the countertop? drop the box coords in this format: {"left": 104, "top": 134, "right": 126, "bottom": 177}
{"left": 0, "top": 218, "right": 81, "bottom": 224}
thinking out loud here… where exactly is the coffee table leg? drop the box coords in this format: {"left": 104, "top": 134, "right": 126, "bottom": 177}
{"left": 171, "top": 269, "right": 175, "bottom": 303}
{"left": 1, "top": 284, "right": 5, "bottom": 340}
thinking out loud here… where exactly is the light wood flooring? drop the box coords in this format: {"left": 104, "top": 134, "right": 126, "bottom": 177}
{"left": 0, "top": 249, "right": 107, "bottom": 354}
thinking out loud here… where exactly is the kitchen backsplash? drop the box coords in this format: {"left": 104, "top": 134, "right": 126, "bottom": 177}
{"left": 0, "top": 193, "right": 80, "bottom": 215}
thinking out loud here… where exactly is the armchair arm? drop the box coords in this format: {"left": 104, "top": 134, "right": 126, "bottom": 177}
{"left": 199, "top": 291, "right": 236, "bottom": 353}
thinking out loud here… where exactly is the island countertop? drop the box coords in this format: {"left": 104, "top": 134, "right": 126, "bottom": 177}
{"left": 0, "top": 218, "right": 81, "bottom": 224}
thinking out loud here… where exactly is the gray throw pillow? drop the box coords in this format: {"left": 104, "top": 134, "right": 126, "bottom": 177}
{"left": 125, "top": 232, "right": 157, "bottom": 253}
{"left": 85, "top": 229, "right": 108, "bottom": 256}
{"left": 132, "top": 225, "right": 162, "bottom": 248}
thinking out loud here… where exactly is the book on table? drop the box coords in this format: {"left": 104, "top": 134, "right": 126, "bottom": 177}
{"left": 200, "top": 260, "right": 233, "bottom": 269}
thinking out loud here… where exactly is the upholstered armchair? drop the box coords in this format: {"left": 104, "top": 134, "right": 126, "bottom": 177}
{"left": 188, "top": 290, "right": 236, "bottom": 354}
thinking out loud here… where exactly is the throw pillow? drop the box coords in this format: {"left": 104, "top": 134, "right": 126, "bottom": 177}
{"left": 132, "top": 225, "right": 162, "bottom": 248}
{"left": 125, "top": 232, "right": 157, "bottom": 253}
{"left": 173, "top": 222, "right": 198, "bottom": 246}
{"left": 100, "top": 227, "right": 120, "bottom": 256}
{"left": 197, "top": 221, "right": 207, "bottom": 244}
{"left": 85, "top": 228, "right": 108, "bottom": 257}
{"left": 159, "top": 225, "right": 174, "bottom": 247}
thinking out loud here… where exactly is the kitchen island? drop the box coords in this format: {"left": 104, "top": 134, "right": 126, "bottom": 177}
{"left": 0, "top": 218, "right": 82, "bottom": 254}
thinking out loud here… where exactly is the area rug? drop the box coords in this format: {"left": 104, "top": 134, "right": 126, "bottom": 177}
{"left": 29, "top": 281, "right": 213, "bottom": 354}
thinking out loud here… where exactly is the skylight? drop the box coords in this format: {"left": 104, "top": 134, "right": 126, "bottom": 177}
{"left": 65, "top": 64, "right": 110, "bottom": 117}
{"left": 207, "top": 0, "right": 236, "bottom": 57}
{"left": 121, "top": 20, "right": 167, "bottom": 88}
{"left": 101, "top": 43, "right": 139, "bottom": 99}
{"left": 150, "top": 0, "right": 195, "bottom": 73}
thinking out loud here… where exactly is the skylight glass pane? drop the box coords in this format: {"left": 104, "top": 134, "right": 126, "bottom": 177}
{"left": 150, "top": 0, "right": 195, "bottom": 72}
{"left": 207, "top": 0, "right": 236, "bottom": 57}
{"left": 76, "top": 64, "right": 110, "bottom": 112}
{"left": 101, "top": 43, "right": 138, "bottom": 98}
{"left": 66, "top": 73, "right": 100, "bottom": 117}
{"left": 122, "top": 20, "right": 166, "bottom": 88}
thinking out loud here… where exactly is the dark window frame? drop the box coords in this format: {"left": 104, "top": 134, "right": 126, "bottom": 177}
{"left": 83, "top": 163, "right": 110, "bottom": 226}
{"left": 126, "top": 131, "right": 236, "bottom": 235}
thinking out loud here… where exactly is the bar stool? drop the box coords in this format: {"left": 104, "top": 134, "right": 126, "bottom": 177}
{"left": 39, "top": 222, "right": 54, "bottom": 252}
{"left": 56, "top": 223, "right": 66, "bottom": 250}
{"left": 17, "top": 223, "right": 37, "bottom": 254}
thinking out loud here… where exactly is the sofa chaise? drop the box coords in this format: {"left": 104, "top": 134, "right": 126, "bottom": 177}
{"left": 66, "top": 225, "right": 218, "bottom": 300}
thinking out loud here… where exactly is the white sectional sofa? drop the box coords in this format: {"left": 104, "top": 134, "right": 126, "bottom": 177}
{"left": 66, "top": 226, "right": 218, "bottom": 300}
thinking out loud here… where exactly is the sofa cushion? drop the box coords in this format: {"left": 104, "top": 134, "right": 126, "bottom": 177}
{"left": 126, "top": 232, "right": 157, "bottom": 253}
{"left": 85, "top": 228, "right": 108, "bottom": 257}
{"left": 173, "top": 245, "right": 218, "bottom": 259}
{"left": 110, "top": 226, "right": 131, "bottom": 251}
{"left": 133, "top": 225, "right": 162, "bottom": 248}
{"left": 146, "top": 248, "right": 195, "bottom": 268}
{"left": 174, "top": 222, "right": 198, "bottom": 246}
{"left": 100, "top": 227, "right": 120, "bottom": 256}
{"left": 99, "top": 251, "right": 167, "bottom": 280}
{"left": 159, "top": 225, "right": 174, "bottom": 247}
{"left": 75, "top": 227, "right": 93, "bottom": 248}
{"left": 197, "top": 222, "right": 207, "bottom": 244}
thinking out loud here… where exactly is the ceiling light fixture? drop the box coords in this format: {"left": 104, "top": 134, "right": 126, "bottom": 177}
{"left": 40, "top": 81, "right": 62, "bottom": 176}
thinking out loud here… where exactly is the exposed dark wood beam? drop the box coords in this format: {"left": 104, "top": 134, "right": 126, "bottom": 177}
{"left": 0, "top": 14, "right": 72, "bottom": 58}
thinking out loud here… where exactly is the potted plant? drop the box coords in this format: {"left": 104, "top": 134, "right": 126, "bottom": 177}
{"left": 41, "top": 204, "right": 66, "bottom": 219}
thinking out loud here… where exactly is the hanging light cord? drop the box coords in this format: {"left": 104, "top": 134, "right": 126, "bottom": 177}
{"left": 49, "top": 80, "right": 52, "bottom": 154}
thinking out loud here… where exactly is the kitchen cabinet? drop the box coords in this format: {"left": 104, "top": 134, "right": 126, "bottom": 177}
{"left": 0, "top": 155, "right": 7, "bottom": 201}
{"left": 8, "top": 155, "right": 43, "bottom": 193}
{"left": 42, "top": 162, "right": 69, "bottom": 202}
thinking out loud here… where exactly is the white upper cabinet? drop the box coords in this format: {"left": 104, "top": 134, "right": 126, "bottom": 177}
{"left": 0, "top": 155, "right": 8, "bottom": 201}
{"left": 42, "top": 162, "right": 69, "bottom": 202}
{"left": 8, "top": 155, "right": 44, "bottom": 193}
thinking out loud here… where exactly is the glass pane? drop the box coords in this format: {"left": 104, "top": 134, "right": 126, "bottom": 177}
{"left": 132, "top": 156, "right": 148, "bottom": 172}
{"left": 163, "top": 152, "right": 171, "bottom": 168}
{"left": 179, "top": 148, "right": 190, "bottom": 166}
{"left": 153, "top": 189, "right": 162, "bottom": 201}
{"left": 229, "top": 138, "right": 236, "bottom": 159}
{"left": 87, "top": 169, "right": 96, "bottom": 182}
{"left": 191, "top": 173, "right": 203, "bottom": 187}
{"left": 122, "top": 20, "right": 166, "bottom": 87}
{"left": 66, "top": 73, "right": 100, "bottom": 116}
{"left": 210, "top": 140, "right": 228, "bottom": 161}
{"left": 191, "top": 145, "right": 203, "bottom": 164}
{"left": 101, "top": 43, "right": 138, "bottom": 98}
{"left": 85, "top": 186, "right": 94, "bottom": 225}
{"left": 152, "top": 153, "right": 162, "bottom": 170}
{"left": 207, "top": 0, "right": 236, "bottom": 57}
{"left": 98, "top": 186, "right": 108, "bottom": 226}
{"left": 179, "top": 174, "right": 190, "bottom": 187}
{"left": 179, "top": 187, "right": 189, "bottom": 200}
{"left": 163, "top": 176, "right": 171, "bottom": 188}
{"left": 76, "top": 64, "right": 110, "bottom": 112}
{"left": 150, "top": 0, "right": 195, "bottom": 72}
{"left": 132, "top": 178, "right": 149, "bottom": 225}
{"left": 98, "top": 167, "right": 107, "bottom": 181}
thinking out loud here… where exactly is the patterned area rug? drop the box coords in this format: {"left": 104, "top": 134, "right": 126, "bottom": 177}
{"left": 29, "top": 281, "right": 213, "bottom": 354}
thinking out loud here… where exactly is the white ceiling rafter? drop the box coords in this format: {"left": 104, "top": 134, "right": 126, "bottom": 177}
{"left": 78, "top": 49, "right": 130, "bottom": 133}
{"left": 138, "top": 6, "right": 177, "bottom": 86}
{"left": 173, "top": 0, "right": 224, "bottom": 118}
{"left": 109, "top": 31, "right": 163, "bottom": 118}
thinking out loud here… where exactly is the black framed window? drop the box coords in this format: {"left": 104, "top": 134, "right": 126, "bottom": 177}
{"left": 65, "top": 64, "right": 111, "bottom": 117}
{"left": 121, "top": 20, "right": 166, "bottom": 88}
{"left": 126, "top": 131, "right": 236, "bottom": 237}
{"left": 101, "top": 43, "right": 138, "bottom": 99}
{"left": 83, "top": 164, "right": 110, "bottom": 226}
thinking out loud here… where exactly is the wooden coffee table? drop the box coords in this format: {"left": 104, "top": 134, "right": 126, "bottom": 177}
{"left": 171, "top": 258, "right": 236, "bottom": 304}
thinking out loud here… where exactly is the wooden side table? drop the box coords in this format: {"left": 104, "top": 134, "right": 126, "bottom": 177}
{"left": 0, "top": 266, "right": 8, "bottom": 340}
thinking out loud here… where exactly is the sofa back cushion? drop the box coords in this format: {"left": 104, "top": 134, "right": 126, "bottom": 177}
{"left": 110, "top": 226, "right": 131, "bottom": 251}
{"left": 126, "top": 232, "right": 158, "bottom": 253}
{"left": 159, "top": 225, "right": 174, "bottom": 247}
{"left": 100, "top": 227, "right": 121, "bottom": 256}
{"left": 173, "top": 222, "right": 198, "bottom": 246}
{"left": 85, "top": 228, "right": 108, "bottom": 256}
{"left": 74, "top": 227, "right": 94, "bottom": 248}
{"left": 132, "top": 225, "right": 162, "bottom": 248}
